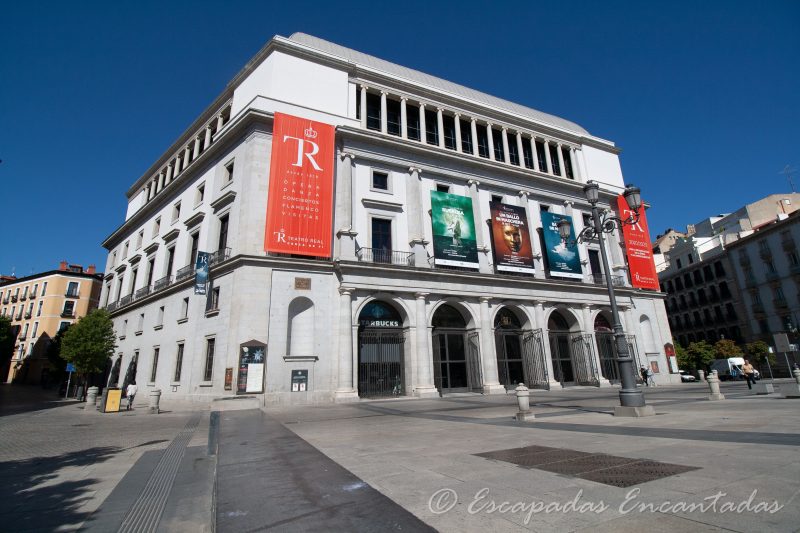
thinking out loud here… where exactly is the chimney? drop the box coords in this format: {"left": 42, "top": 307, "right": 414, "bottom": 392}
{"left": 87, "top": 264, "right": 96, "bottom": 274}
{"left": 59, "top": 260, "right": 68, "bottom": 271}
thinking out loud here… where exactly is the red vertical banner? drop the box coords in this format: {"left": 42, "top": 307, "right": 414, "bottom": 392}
{"left": 264, "top": 113, "right": 335, "bottom": 257}
{"left": 617, "top": 195, "right": 660, "bottom": 290}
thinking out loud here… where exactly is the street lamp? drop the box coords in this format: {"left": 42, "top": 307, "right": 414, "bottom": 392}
{"left": 557, "top": 181, "right": 654, "bottom": 416}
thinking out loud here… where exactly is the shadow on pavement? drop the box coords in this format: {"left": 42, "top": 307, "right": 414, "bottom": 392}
{"left": 0, "top": 384, "right": 81, "bottom": 417}
{"left": 0, "top": 446, "right": 120, "bottom": 532}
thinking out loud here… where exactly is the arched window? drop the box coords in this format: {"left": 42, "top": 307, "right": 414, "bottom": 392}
{"left": 358, "top": 301, "right": 402, "bottom": 328}
{"left": 548, "top": 311, "right": 570, "bottom": 331}
{"left": 432, "top": 304, "right": 466, "bottom": 328}
{"left": 594, "top": 314, "right": 612, "bottom": 332}
{"left": 287, "top": 297, "right": 314, "bottom": 356}
{"left": 494, "top": 308, "right": 522, "bottom": 329}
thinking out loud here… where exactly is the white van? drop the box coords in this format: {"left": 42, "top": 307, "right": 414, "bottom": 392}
{"left": 709, "top": 357, "right": 760, "bottom": 380}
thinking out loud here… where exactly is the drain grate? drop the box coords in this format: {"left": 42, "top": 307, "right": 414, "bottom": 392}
{"left": 476, "top": 445, "right": 698, "bottom": 487}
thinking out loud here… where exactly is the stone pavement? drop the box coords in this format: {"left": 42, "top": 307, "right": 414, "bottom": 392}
{"left": 264, "top": 380, "right": 800, "bottom": 532}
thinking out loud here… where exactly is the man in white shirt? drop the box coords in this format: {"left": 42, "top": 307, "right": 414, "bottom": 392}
{"left": 126, "top": 382, "right": 138, "bottom": 410}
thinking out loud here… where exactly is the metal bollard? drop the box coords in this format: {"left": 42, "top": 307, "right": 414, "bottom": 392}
{"left": 707, "top": 370, "right": 725, "bottom": 401}
{"left": 514, "top": 383, "right": 535, "bottom": 422}
{"left": 149, "top": 389, "right": 162, "bottom": 414}
{"left": 698, "top": 370, "right": 706, "bottom": 382}
{"left": 85, "top": 387, "right": 99, "bottom": 410}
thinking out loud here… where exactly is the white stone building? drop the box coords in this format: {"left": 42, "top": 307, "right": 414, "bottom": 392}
{"left": 100, "top": 33, "right": 676, "bottom": 406}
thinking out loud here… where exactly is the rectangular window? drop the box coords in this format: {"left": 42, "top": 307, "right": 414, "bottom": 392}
{"left": 442, "top": 115, "right": 456, "bottom": 150}
{"left": 535, "top": 140, "right": 547, "bottom": 170}
{"left": 506, "top": 131, "right": 519, "bottom": 166}
{"left": 549, "top": 144, "right": 561, "bottom": 175}
{"left": 561, "top": 146, "right": 574, "bottom": 179}
{"left": 218, "top": 215, "right": 229, "bottom": 252}
{"left": 122, "top": 241, "right": 129, "bottom": 259}
{"left": 157, "top": 306, "right": 164, "bottom": 326}
{"left": 62, "top": 301, "right": 75, "bottom": 317}
{"left": 521, "top": 138, "right": 534, "bottom": 169}
{"left": 190, "top": 233, "right": 200, "bottom": 266}
{"left": 436, "top": 184, "right": 450, "bottom": 193}
{"left": 32, "top": 322, "right": 38, "bottom": 337}
{"left": 371, "top": 218, "right": 392, "bottom": 263}
{"left": 476, "top": 125, "right": 490, "bottom": 158}
{"left": 146, "top": 257, "right": 155, "bottom": 287}
{"left": 371, "top": 171, "right": 389, "bottom": 191}
{"left": 136, "top": 230, "right": 144, "bottom": 250}
{"left": 22, "top": 286, "right": 28, "bottom": 298}
{"left": 36, "top": 301, "right": 42, "bottom": 317}
{"left": 208, "top": 287, "right": 220, "bottom": 312}
{"left": 137, "top": 313, "right": 144, "bottom": 332}
{"left": 224, "top": 161, "right": 235, "bottom": 185}
{"left": 204, "top": 338, "right": 216, "bottom": 381}
{"left": 406, "top": 104, "right": 420, "bottom": 141}
{"left": 174, "top": 343, "right": 185, "bottom": 382}
{"left": 129, "top": 268, "right": 138, "bottom": 295}
{"left": 459, "top": 119, "right": 473, "bottom": 154}
{"left": 366, "top": 92, "right": 380, "bottom": 131}
{"left": 150, "top": 348, "right": 160, "bottom": 383}
{"left": 42, "top": 282, "right": 48, "bottom": 296}
{"left": 66, "top": 281, "right": 79, "bottom": 297}
{"left": 182, "top": 297, "right": 189, "bottom": 319}
{"left": 540, "top": 204, "right": 550, "bottom": 213}
{"left": 491, "top": 195, "right": 503, "bottom": 204}
{"left": 196, "top": 183, "right": 205, "bottom": 205}
{"left": 425, "top": 109, "right": 438, "bottom": 146}
{"left": 166, "top": 246, "right": 175, "bottom": 277}
{"left": 491, "top": 128, "right": 504, "bottom": 160}
{"left": 59, "top": 321, "right": 70, "bottom": 332}
{"left": 172, "top": 202, "right": 181, "bottom": 223}
{"left": 386, "top": 99, "right": 401, "bottom": 136}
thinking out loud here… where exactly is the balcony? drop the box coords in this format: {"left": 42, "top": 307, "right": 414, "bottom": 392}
{"left": 24, "top": 312, "right": 31, "bottom": 319}
{"left": 208, "top": 247, "right": 231, "bottom": 266}
{"left": 65, "top": 290, "right": 80, "bottom": 298}
{"left": 19, "top": 294, "right": 27, "bottom": 301}
{"left": 175, "top": 264, "right": 194, "bottom": 282}
{"left": 29, "top": 291, "right": 36, "bottom": 299}
{"left": 775, "top": 298, "right": 789, "bottom": 309}
{"left": 1, "top": 296, "right": 8, "bottom": 304}
{"left": 61, "top": 310, "right": 75, "bottom": 318}
{"left": 135, "top": 286, "right": 152, "bottom": 299}
{"left": 356, "top": 248, "right": 414, "bottom": 266}
{"left": 14, "top": 312, "right": 23, "bottom": 320}
{"left": 585, "top": 273, "right": 625, "bottom": 287}
{"left": 19, "top": 334, "right": 26, "bottom": 341}
{"left": 11, "top": 295, "right": 18, "bottom": 303}
{"left": 153, "top": 275, "right": 171, "bottom": 292}
{"left": 106, "top": 300, "right": 120, "bottom": 312}
{"left": 119, "top": 294, "right": 133, "bottom": 306}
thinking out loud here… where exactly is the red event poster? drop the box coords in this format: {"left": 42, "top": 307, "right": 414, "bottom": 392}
{"left": 617, "top": 195, "right": 659, "bottom": 290}
{"left": 264, "top": 113, "right": 335, "bottom": 257}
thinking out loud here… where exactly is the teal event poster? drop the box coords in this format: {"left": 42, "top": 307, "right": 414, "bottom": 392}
{"left": 540, "top": 212, "right": 582, "bottom": 279}
{"left": 430, "top": 191, "right": 479, "bottom": 268}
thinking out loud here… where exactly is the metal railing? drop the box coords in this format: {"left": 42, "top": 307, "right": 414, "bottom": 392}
{"left": 175, "top": 264, "right": 194, "bottom": 282}
{"left": 153, "top": 275, "right": 171, "bottom": 291}
{"left": 65, "top": 290, "right": 79, "bottom": 298}
{"left": 208, "top": 247, "right": 231, "bottom": 266}
{"left": 61, "top": 311, "right": 75, "bottom": 318}
{"left": 135, "top": 286, "right": 151, "bottom": 299}
{"left": 356, "top": 248, "right": 414, "bottom": 266}
{"left": 24, "top": 312, "right": 31, "bottom": 319}
{"left": 119, "top": 294, "right": 133, "bottom": 306}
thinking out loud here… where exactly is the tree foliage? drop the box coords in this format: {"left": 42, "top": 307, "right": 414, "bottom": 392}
{"left": 46, "top": 326, "right": 70, "bottom": 373}
{"left": 0, "top": 315, "right": 15, "bottom": 364}
{"left": 674, "top": 343, "right": 691, "bottom": 369}
{"left": 745, "top": 340, "right": 774, "bottom": 365}
{"left": 713, "top": 339, "right": 743, "bottom": 359}
{"left": 686, "top": 341, "right": 716, "bottom": 370}
{"left": 61, "top": 309, "right": 117, "bottom": 374}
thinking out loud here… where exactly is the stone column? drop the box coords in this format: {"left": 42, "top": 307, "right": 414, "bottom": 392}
{"left": 193, "top": 136, "right": 201, "bottom": 160}
{"left": 336, "top": 152, "right": 358, "bottom": 260}
{"left": 519, "top": 191, "right": 544, "bottom": 277}
{"left": 165, "top": 163, "right": 174, "bottom": 184}
{"left": 470, "top": 119, "right": 479, "bottom": 157}
{"left": 419, "top": 103, "right": 427, "bottom": 144}
{"left": 436, "top": 108, "right": 445, "bottom": 148}
{"left": 516, "top": 132, "right": 526, "bottom": 168}
{"left": 359, "top": 85, "right": 368, "bottom": 129}
{"left": 501, "top": 128, "right": 510, "bottom": 164}
{"left": 407, "top": 167, "right": 430, "bottom": 268}
{"left": 216, "top": 113, "right": 224, "bottom": 132}
{"left": 534, "top": 300, "right": 562, "bottom": 388}
{"left": 479, "top": 297, "right": 505, "bottom": 393}
{"left": 486, "top": 124, "right": 496, "bottom": 161}
{"left": 468, "top": 180, "right": 492, "bottom": 273}
{"left": 556, "top": 143, "right": 566, "bottom": 177}
{"left": 203, "top": 125, "right": 212, "bottom": 150}
{"left": 400, "top": 97, "right": 408, "bottom": 139}
{"left": 183, "top": 146, "right": 191, "bottom": 170}
{"left": 173, "top": 156, "right": 182, "bottom": 177}
{"left": 415, "top": 293, "right": 438, "bottom": 397}
{"left": 454, "top": 114, "right": 462, "bottom": 152}
{"left": 570, "top": 147, "right": 581, "bottom": 180}
{"left": 543, "top": 140, "right": 552, "bottom": 174}
{"left": 334, "top": 288, "right": 358, "bottom": 402}
{"left": 531, "top": 137, "right": 540, "bottom": 172}
{"left": 380, "top": 91, "right": 388, "bottom": 134}
{"left": 157, "top": 172, "right": 165, "bottom": 193}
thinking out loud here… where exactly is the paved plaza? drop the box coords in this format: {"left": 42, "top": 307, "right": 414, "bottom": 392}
{"left": 1, "top": 380, "right": 799, "bottom": 532}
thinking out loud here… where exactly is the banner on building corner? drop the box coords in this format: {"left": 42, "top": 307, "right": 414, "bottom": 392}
{"left": 540, "top": 211, "right": 582, "bottom": 279}
{"left": 194, "top": 251, "right": 210, "bottom": 295}
{"left": 430, "top": 191, "right": 479, "bottom": 268}
{"left": 264, "top": 112, "right": 335, "bottom": 257}
{"left": 617, "top": 195, "right": 659, "bottom": 290}
{"left": 489, "top": 202, "right": 535, "bottom": 274}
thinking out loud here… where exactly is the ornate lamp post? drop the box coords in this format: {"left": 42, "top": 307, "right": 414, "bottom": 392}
{"left": 557, "top": 181, "right": 654, "bottom": 416}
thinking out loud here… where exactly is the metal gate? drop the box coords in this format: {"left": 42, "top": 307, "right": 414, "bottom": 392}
{"left": 357, "top": 329, "right": 406, "bottom": 398}
{"left": 523, "top": 329, "right": 550, "bottom": 390}
{"left": 594, "top": 332, "right": 642, "bottom": 383}
{"left": 467, "top": 331, "right": 483, "bottom": 392}
{"left": 571, "top": 333, "right": 600, "bottom": 386}
{"left": 549, "top": 332, "right": 573, "bottom": 384}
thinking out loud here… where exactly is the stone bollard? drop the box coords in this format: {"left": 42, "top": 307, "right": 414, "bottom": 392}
{"left": 698, "top": 370, "right": 706, "bottom": 382}
{"left": 783, "top": 369, "right": 800, "bottom": 398}
{"left": 149, "top": 389, "right": 162, "bottom": 414}
{"left": 85, "top": 387, "right": 99, "bottom": 410}
{"left": 707, "top": 370, "right": 725, "bottom": 401}
{"left": 514, "top": 383, "right": 535, "bottom": 422}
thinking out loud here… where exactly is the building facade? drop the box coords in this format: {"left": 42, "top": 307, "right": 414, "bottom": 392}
{"left": 0, "top": 262, "right": 103, "bottom": 384}
{"left": 100, "top": 33, "right": 674, "bottom": 406}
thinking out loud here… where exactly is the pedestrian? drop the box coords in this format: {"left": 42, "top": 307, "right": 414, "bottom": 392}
{"left": 640, "top": 366, "right": 648, "bottom": 386}
{"left": 646, "top": 366, "right": 656, "bottom": 387}
{"left": 742, "top": 359, "right": 755, "bottom": 390}
{"left": 126, "top": 381, "right": 138, "bottom": 410}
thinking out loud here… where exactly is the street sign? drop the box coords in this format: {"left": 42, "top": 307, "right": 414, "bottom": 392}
{"left": 66, "top": 363, "right": 76, "bottom": 373}
{"left": 773, "top": 333, "right": 791, "bottom": 353}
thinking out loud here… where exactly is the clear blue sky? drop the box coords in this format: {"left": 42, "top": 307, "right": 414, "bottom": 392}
{"left": 1, "top": 0, "right": 797, "bottom": 276}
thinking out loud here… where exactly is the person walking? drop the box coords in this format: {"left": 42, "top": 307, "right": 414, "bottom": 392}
{"left": 126, "top": 382, "right": 138, "bottom": 410}
{"left": 646, "top": 366, "right": 656, "bottom": 387}
{"left": 742, "top": 360, "right": 755, "bottom": 390}
{"left": 640, "top": 366, "right": 648, "bottom": 386}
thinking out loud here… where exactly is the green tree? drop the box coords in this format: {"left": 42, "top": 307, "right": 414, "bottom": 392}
{"left": 686, "top": 341, "right": 716, "bottom": 370}
{"left": 61, "top": 309, "right": 117, "bottom": 375}
{"left": 713, "top": 339, "right": 743, "bottom": 359}
{"left": 674, "top": 343, "right": 691, "bottom": 370}
{"left": 46, "top": 326, "right": 70, "bottom": 373}
{"left": 744, "top": 340, "right": 774, "bottom": 365}
{"left": 0, "top": 315, "right": 15, "bottom": 368}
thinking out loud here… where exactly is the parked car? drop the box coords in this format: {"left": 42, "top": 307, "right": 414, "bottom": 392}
{"left": 678, "top": 370, "right": 696, "bottom": 382}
